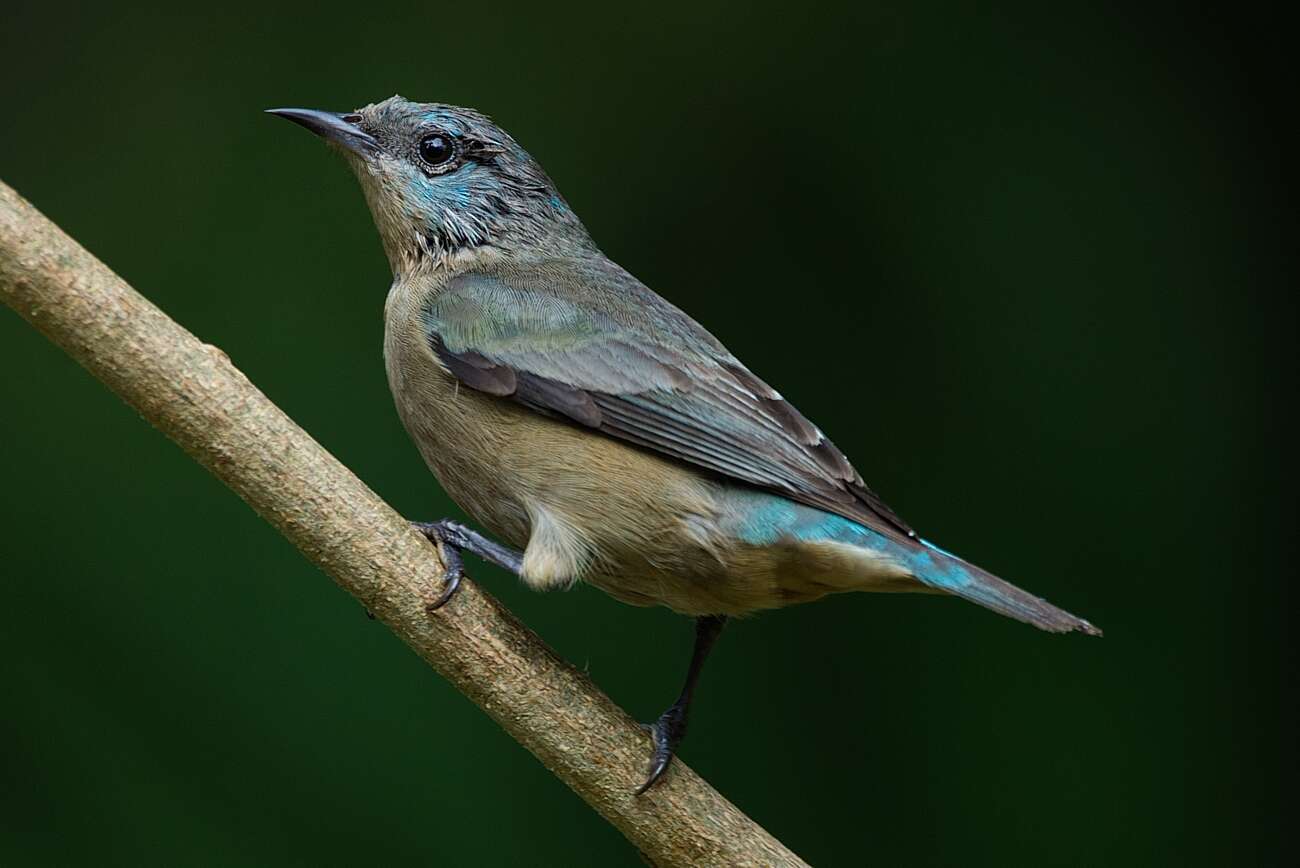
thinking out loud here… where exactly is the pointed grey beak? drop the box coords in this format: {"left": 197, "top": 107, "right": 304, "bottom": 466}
{"left": 265, "top": 108, "right": 378, "bottom": 156}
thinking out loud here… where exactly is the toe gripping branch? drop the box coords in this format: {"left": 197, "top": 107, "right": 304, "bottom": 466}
{"left": 411, "top": 519, "right": 524, "bottom": 610}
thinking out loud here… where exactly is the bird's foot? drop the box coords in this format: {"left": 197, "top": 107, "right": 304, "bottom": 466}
{"left": 410, "top": 519, "right": 524, "bottom": 611}
{"left": 411, "top": 521, "right": 464, "bottom": 610}
{"left": 636, "top": 702, "right": 689, "bottom": 794}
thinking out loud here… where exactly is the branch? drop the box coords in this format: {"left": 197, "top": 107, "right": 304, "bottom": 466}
{"left": 0, "top": 179, "right": 807, "bottom": 867}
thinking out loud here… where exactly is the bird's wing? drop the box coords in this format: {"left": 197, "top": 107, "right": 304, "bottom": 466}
{"left": 424, "top": 263, "right": 916, "bottom": 543}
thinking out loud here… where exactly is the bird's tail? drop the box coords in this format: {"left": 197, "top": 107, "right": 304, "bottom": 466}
{"left": 907, "top": 539, "right": 1101, "bottom": 636}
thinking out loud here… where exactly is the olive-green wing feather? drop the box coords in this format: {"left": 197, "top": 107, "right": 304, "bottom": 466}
{"left": 424, "top": 262, "right": 916, "bottom": 543}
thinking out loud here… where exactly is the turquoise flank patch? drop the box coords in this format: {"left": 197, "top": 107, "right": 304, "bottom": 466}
{"left": 724, "top": 491, "right": 979, "bottom": 593}
{"left": 725, "top": 491, "right": 886, "bottom": 549}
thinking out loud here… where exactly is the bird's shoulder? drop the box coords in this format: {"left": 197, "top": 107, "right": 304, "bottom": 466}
{"left": 430, "top": 254, "right": 726, "bottom": 356}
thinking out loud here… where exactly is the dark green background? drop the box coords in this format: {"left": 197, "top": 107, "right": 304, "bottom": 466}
{"left": 1, "top": 2, "right": 1287, "bottom": 865}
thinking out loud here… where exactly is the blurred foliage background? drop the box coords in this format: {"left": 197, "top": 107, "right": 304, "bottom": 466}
{"left": 1, "top": 1, "right": 1288, "bottom": 865}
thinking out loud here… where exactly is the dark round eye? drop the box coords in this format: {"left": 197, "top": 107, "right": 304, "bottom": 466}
{"left": 418, "top": 133, "right": 455, "bottom": 167}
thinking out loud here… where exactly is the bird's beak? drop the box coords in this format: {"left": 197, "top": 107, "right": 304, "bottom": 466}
{"left": 265, "top": 108, "right": 378, "bottom": 156}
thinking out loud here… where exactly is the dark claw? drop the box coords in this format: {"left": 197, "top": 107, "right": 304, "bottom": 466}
{"left": 412, "top": 520, "right": 466, "bottom": 611}
{"left": 427, "top": 567, "right": 462, "bottom": 611}
{"left": 635, "top": 705, "right": 688, "bottom": 794}
{"left": 411, "top": 519, "right": 525, "bottom": 612}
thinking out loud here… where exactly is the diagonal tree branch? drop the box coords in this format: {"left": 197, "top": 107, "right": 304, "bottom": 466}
{"left": 0, "top": 179, "right": 807, "bottom": 868}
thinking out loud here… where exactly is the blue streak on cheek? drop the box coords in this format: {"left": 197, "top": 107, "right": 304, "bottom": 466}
{"left": 418, "top": 181, "right": 470, "bottom": 210}
{"left": 412, "top": 165, "right": 481, "bottom": 211}
{"left": 448, "top": 181, "right": 472, "bottom": 208}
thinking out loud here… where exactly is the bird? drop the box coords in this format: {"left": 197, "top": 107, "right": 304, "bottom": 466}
{"left": 268, "top": 96, "right": 1100, "bottom": 793}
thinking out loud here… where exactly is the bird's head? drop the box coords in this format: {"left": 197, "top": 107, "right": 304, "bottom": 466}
{"left": 269, "top": 96, "right": 588, "bottom": 275}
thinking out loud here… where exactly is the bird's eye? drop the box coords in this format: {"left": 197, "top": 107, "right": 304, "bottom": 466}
{"left": 418, "top": 133, "right": 456, "bottom": 168}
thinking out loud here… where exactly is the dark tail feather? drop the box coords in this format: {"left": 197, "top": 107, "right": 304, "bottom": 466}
{"left": 909, "top": 540, "right": 1101, "bottom": 636}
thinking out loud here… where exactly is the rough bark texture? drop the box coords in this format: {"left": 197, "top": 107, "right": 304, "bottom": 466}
{"left": 0, "top": 179, "right": 807, "bottom": 868}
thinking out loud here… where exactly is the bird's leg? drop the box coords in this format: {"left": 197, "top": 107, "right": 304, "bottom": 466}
{"left": 636, "top": 614, "right": 728, "bottom": 794}
{"left": 411, "top": 519, "right": 524, "bottom": 610}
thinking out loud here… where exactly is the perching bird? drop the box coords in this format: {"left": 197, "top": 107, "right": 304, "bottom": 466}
{"left": 268, "top": 96, "right": 1100, "bottom": 792}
